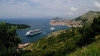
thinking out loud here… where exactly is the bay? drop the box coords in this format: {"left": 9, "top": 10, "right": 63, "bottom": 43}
{"left": 0, "top": 18, "right": 70, "bottom": 43}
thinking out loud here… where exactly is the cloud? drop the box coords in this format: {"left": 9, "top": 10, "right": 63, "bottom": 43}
{"left": 68, "top": 12, "right": 73, "bottom": 15}
{"left": 71, "top": 7, "right": 78, "bottom": 12}
{"left": 95, "top": 1, "right": 100, "bottom": 8}
{"left": 96, "top": 0, "right": 100, "bottom": 2}
{"left": 0, "top": 0, "right": 99, "bottom": 18}
{"left": 0, "top": 0, "right": 34, "bottom": 18}
{"left": 29, "top": 0, "right": 69, "bottom": 10}
{"left": 68, "top": 7, "right": 78, "bottom": 15}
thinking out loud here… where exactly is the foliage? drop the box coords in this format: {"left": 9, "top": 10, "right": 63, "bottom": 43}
{"left": 68, "top": 38, "right": 100, "bottom": 56}
{"left": 6, "top": 23, "right": 31, "bottom": 29}
{"left": 21, "top": 28, "right": 79, "bottom": 56}
{"left": 0, "top": 22, "right": 22, "bottom": 56}
{"left": 77, "top": 16, "right": 100, "bottom": 47}
{"left": 91, "top": 16, "right": 100, "bottom": 35}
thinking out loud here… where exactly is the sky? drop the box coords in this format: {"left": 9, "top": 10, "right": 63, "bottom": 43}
{"left": 0, "top": 0, "right": 100, "bottom": 19}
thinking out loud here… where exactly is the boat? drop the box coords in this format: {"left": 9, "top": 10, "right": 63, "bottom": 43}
{"left": 50, "top": 27, "right": 55, "bottom": 31}
{"left": 25, "top": 28, "right": 42, "bottom": 36}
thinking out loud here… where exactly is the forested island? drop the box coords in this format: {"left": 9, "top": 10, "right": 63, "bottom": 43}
{"left": 6, "top": 23, "right": 31, "bottom": 30}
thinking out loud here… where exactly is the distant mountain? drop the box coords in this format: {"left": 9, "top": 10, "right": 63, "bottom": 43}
{"left": 75, "top": 10, "right": 100, "bottom": 25}
{"left": 51, "top": 17, "right": 63, "bottom": 21}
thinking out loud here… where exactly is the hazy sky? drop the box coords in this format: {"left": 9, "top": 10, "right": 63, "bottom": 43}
{"left": 0, "top": 0, "right": 100, "bottom": 19}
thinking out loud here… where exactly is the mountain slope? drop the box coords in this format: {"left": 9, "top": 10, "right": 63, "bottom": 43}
{"left": 68, "top": 36, "right": 100, "bottom": 56}
{"left": 75, "top": 11, "right": 100, "bottom": 25}
{"left": 20, "top": 11, "right": 100, "bottom": 56}
{"left": 21, "top": 29, "right": 81, "bottom": 56}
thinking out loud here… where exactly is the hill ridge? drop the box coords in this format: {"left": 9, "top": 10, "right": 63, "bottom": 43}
{"left": 75, "top": 10, "right": 100, "bottom": 25}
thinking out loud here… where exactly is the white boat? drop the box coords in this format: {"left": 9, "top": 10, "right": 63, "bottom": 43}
{"left": 50, "top": 27, "right": 55, "bottom": 31}
{"left": 25, "top": 28, "right": 42, "bottom": 36}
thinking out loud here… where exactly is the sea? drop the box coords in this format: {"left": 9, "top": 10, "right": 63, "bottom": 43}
{"left": 0, "top": 18, "right": 70, "bottom": 43}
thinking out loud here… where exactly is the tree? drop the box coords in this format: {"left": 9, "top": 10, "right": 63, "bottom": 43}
{"left": 91, "top": 16, "right": 100, "bottom": 35}
{"left": 77, "top": 24, "right": 95, "bottom": 47}
{"left": 0, "top": 22, "right": 22, "bottom": 56}
{"left": 77, "top": 16, "right": 100, "bottom": 47}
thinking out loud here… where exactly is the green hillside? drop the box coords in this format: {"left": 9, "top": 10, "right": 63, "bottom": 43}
{"left": 75, "top": 11, "right": 100, "bottom": 25}
{"left": 68, "top": 36, "right": 100, "bottom": 56}
{"left": 21, "top": 16, "right": 100, "bottom": 56}
{"left": 21, "top": 28, "right": 80, "bottom": 56}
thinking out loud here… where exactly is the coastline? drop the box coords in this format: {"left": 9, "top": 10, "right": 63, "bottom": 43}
{"left": 17, "top": 27, "right": 31, "bottom": 30}
{"left": 50, "top": 19, "right": 83, "bottom": 28}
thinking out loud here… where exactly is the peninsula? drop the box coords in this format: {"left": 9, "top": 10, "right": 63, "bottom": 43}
{"left": 50, "top": 17, "right": 83, "bottom": 28}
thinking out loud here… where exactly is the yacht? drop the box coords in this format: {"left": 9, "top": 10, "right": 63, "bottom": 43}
{"left": 50, "top": 27, "right": 55, "bottom": 31}
{"left": 25, "top": 28, "right": 42, "bottom": 36}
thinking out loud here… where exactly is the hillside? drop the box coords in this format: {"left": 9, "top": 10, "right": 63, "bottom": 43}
{"left": 75, "top": 11, "right": 100, "bottom": 25}
{"left": 68, "top": 35, "right": 100, "bottom": 56}
{"left": 21, "top": 28, "right": 80, "bottom": 56}
{"left": 20, "top": 14, "right": 100, "bottom": 56}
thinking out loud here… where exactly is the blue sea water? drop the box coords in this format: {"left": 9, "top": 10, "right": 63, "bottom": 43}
{"left": 0, "top": 18, "right": 70, "bottom": 43}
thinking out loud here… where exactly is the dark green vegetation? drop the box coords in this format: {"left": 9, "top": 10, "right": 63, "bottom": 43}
{"left": 0, "top": 22, "right": 22, "bottom": 56}
{"left": 21, "top": 16, "right": 100, "bottom": 56}
{"left": 75, "top": 10, "right": 100, "bottom": 25}
{"left": 68, "top": 38, "right": 100, "bottom": 56}
{"left": 76, "top": 16, "right": 100, "bottom": 47}
{"left": 6, "top": 23, "right": 31, "bottom": 30}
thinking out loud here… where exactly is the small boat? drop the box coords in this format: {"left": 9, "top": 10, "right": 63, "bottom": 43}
{"left": 25, "top": 28, "right": 42, "bottom": 36}
{"left": 50, "top": 27, "right": 55, "bottom": 31}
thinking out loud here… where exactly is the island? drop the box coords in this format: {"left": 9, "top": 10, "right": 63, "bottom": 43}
{"left": 6, "top": 23, "right": 31, "bottom": 30}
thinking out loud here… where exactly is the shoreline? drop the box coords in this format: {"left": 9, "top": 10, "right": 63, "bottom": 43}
{"left": 50, "top": 20, "right": 83, "bottom": 28}
{"left": 17, "top": 27, "right": 31, "bottom": 30}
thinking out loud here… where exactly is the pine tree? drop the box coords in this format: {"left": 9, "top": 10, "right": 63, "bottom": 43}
{"left": 0, "top": 22, "right": 22, "bottom": 56}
